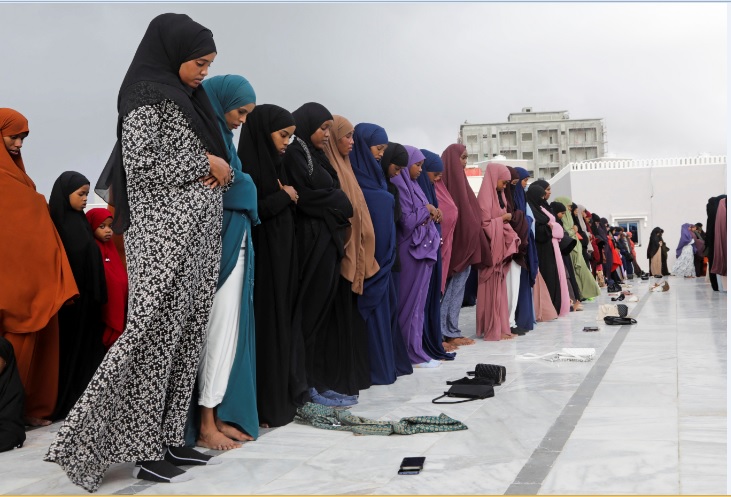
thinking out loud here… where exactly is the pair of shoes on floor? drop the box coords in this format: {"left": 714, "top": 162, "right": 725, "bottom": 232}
{"left": 133, "top": 447, "right": 221, "bottom": 484}
{"left": 510, "top": 326, "right": 529, "bottom": 336}
{"left": 611, "top": 293, "right": 625, "bottom": 302}
{"left": 319, "top": 389, "right": 358, "bottom": 402}
{"left": 415, "top": 359, "right": 442, "bottom": 368}
{"left": 309, "top": 387, "right": 357, "bottom": 407}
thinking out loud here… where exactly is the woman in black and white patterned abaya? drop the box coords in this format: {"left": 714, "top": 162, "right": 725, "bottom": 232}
{"left": 45, "top": 13, "right": 232, "bottom": 492}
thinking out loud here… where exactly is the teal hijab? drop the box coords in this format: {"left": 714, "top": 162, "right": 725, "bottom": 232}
{"left": 203, "top": 74, "right": 256, "bottom": 172}
{"left": 201, "top": 74, "right": 259, "bottom": 287}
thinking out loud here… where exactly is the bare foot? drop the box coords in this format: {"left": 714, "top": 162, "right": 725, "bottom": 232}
{"left": 260, "top": 423, "right": 270, "bottom": 429}
{"left": 196, "top": 429, "right": 241, "bottom": 451}
{"left": 24, "top": 416, "right": 52, "bottom": 427}
{"left": 501, "top": 333, "right": 516, "bottom": 340}
{"left": 216, "top": 419, "right": 254, "bottom": 442}
{"left": 447, "top": 337, "right": 475, "bottom": 346}
{"left": 442, "top": 341, "right": 458, "bottom": 352}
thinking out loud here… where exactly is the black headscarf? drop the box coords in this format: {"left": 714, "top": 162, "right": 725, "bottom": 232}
{"left": 0, "top": 337, "right": 25, "bottom": 453}
{"left": 380, "top": 142, "right": 408, "bottom": 223}
{"left": 238, "top": 104, "right": 296, "bottom": 201}
{"left": 526, "top": 183, "right": 550, "bottom": 226}
{"left": 49, "top": 171, "right": 107, "bottom": 302}
{"left": 647, "top": 227, "right": 663, "bottom": 259}
{"left": 96, "top": 13, "right": 227, "bottom": 233}
{"left": 550, "top": 201, "right": 566, "bottom": 215}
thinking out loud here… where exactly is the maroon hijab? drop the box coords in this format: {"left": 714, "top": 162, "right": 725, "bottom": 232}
{"left": 441, "top": 143, "right": 488, "bottom": 274}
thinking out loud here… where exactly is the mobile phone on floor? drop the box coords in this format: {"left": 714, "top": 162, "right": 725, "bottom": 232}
{"left": 398, "top": 456, "right": 425, "bottom": 475}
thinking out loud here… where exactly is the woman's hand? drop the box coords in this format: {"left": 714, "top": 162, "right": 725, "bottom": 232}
{"left": 426, "top": 204, "right": 441, "bottom": 223}
{"left": 278, "top": 179, "right": 298, "bottom": 204}
{"left": 201, "top": 153, "right": 232, "bottom": 189}
{"left": 282, "top": 184, "right": 299, "bottom": 204}
{"left": 502, "top": 213, "right": 512, "bottom": 223}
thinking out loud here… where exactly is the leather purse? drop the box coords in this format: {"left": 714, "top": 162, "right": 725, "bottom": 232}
{"left": 468, "top": 363, "right": 506, "bottom": 385}
{"left": 432, "top": 377, "right": 495, "bottom": 404}
{"left": 603, "top": 316, "right": 637, "bottom": 325}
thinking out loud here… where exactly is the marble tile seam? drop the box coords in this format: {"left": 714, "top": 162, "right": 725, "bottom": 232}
{"left": 505, "top": 288, "right": 655, "bottom": 495}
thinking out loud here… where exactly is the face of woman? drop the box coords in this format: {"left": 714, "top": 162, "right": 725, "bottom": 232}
{"left": 544, "top": 185, "right": 551, "bottom": 199}
{"left": 387, "top": 163, "right": 403, "bottom": 178}
{"left": 369, "top": 143, "right": 387, "bottom": 161}
{"left": 310, "top": 120, "right": 334, "bottom": 150}
{"left": 178, "top": 52, "right": 217, "bottom": 89}
{"left": 459, "top": 150, "right": 468, "bottom": 168}
{"left": 496, "top": 178, "right": 509, "bottom": 191}
{"left": 3, "top": 132, "right": 28, "bottom": 156}
{"left": 409, "top": 160, "right": 424, "bottom": 180}
{"left": 336, "top": 131, "right": 354, "bottom": 157}
{"left": 557, "top": 211, "right": 564, "bottom": 220}
{"left": 224, "top": 103, "right": 256, "bottom": 130}
{"left": 427, "top": 171, "right": 442, "bottom": 183}
{"left": 93, "top": 217, "right": 114, "bottom": 243}
{"left": 521, "top": 177, "right": 529, "bottom": 189}
{"left": 270, "top": 126, "right": 296, "bottom": 155}
{"left": 68, "top": 184, "right": 90, "bottom": 211}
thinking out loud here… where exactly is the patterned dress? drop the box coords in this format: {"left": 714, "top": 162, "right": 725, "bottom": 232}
{"left": 45, "top": 100, "right": 223, "bottom": 493}
{"left": 672, "top": 240, "right": 696, "bottom": 277}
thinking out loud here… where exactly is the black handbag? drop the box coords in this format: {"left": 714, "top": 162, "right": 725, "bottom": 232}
{"left": 468, "top": 363, "right": 506, "bottom": 385}
{"left": 604, "top": 316, "right": 637, "bottom": 326}
{"left": 432, "top": 377, "right": 495, "bottom": 404}
{"left": 559, "top": 231, "right": 577, "bottom": 256}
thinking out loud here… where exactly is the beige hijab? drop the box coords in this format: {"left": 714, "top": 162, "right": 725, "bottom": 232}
{"left": 323, "top": 115, "right": 379, "bottom": 294}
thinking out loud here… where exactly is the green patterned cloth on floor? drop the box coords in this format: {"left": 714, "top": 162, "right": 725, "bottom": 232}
{"left": 294, "top": 402, "right": 468, "bottom": 436}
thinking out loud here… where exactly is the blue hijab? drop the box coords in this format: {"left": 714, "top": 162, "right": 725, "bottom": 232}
{"left": 417, "top": 149, "right": 442, "bottom": 210}
{"left": 514, "top": 167, "right": 530, "bottom": 213}
{"left": 201, "top": 74, "right": 259, "bottom": 288}
{"left": 349, "top": 123, "right": 388, "bottom": 191}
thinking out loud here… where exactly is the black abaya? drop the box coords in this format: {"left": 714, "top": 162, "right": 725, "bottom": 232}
{"left": 238, "top": 105, "right": 306, "bottom": 427}
{"left": 285, "top": 103, "right": 353, "bottom": 395}
{"left": 0, "top": 337, "right": 25, "bottom": 452}
{"left": 48, "top": 172, "right": 107, "bottom": 420}
{"left": 527, "top": 184, "right": 562, "bottom": 313}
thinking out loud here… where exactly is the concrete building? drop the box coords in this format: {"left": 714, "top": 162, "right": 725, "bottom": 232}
{"left": 460, "top": 107, "right": 606, "bottom": 179}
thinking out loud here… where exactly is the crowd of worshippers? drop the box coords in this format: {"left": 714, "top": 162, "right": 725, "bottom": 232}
{"left": 0, "top": 12, "right": 727, "bottom": 492}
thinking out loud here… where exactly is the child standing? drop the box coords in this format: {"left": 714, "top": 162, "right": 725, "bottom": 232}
{"left": 86, "top": 208, "right": 128, "bottom": 348}
{"left": 48, "top": 171, "right": 107, "bottom": 420}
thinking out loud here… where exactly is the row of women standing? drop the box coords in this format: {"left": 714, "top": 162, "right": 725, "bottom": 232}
{"left": 4, "top": 12, "right": 640, "bottom": 494}
{"left": 29, "top": 13, "right": 485, "bottom": 492}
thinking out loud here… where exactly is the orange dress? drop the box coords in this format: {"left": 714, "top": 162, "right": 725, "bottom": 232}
{"left": 0, "top": 108, "right": 78, "bottom": 419}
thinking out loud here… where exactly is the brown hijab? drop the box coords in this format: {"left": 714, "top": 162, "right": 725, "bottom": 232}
{"left": 322, "top": 115, "right": 379, "bottom": 294}
{"left": 0, "top": 108, "right": 78, "bottom": 333}
{"left": 441, "top": 143, "right": 486, "bottom": 274}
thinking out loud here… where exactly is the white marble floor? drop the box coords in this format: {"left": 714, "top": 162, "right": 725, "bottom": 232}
{"left": 0, "top": 277, "right": 726, "bottom": 495}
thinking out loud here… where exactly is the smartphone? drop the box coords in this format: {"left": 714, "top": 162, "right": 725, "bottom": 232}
{"left": 398, "top": 456, "right": 425, "bottom": 475}
{"left": 583, "top": 326, "right": 599, "bottom": 332}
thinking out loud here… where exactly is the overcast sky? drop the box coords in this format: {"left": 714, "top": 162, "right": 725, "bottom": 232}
{"left": 2, "top": 2, "right": 727, "bottom": 198}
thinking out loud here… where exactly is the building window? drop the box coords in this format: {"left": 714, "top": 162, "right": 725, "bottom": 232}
{"left": 562, "top": 150, "right": 566, "bottom": 154}
{"left": 482, "top": 134, "right": 488, "bottom": 139}
{"left": 615, "top": 219, "right": 642, "bottom": 246}
{"left": 523, "top": 151, "right": 533, "bottom": 160}
{"left": 491, "top": 134, "right": 497, "bottom": 138}
{"left": 483, "top": 153, "right": 489, "bottom": 157}
{"left": 466, "top": 135, "right": 477, "bottom": 143}
{"left": 521, "top": 133, "right": 532, "bottom": 142}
